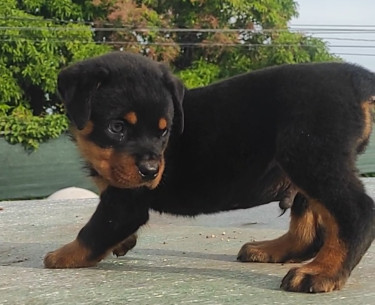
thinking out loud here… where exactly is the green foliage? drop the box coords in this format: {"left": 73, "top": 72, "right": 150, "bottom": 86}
{"left": 0, "top": 0, "right": 109, "bottom": 102}
{"left": 118, "top": 0, "right": 336, "bottom": 78}
{"left": 246, "top": 32, "right": 340, "bottom": 70}
{"left": 0, "top": 0, "right": 338, "bottom": 150}
{"left": 0, "top": 106, "right": 69, "bottom": 150}
{"left": 0, "top": 58, "right": 22, "bottom": 106}
{"left": 0, "top": 0, "right": 110, "bottom": 149}
{"left": 20, "top": 0, "right": 84, "bottom": 20}
{"left": 177, "top": 59, "right": 220, "bottom": 88}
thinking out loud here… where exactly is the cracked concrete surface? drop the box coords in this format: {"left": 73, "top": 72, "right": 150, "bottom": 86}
{"left": 0, "top": 179, "right": 374, "bottom": 304}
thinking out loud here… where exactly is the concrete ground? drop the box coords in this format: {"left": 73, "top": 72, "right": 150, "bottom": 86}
{"left": 0, "top": 180, "right": 374, "bottom": 305}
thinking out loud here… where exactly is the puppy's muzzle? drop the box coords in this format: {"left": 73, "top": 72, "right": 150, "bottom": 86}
{"left": 137, "top": 160, "right": 160, "bottom": 181}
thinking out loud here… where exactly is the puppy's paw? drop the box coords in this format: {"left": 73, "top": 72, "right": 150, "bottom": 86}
{"left": 237, "top": 241, "right": 276, "bottom": 263}
{"left": 280, "top": 266, "right": 347, "bottom": 293}
{"left": 112, "top": 234, "right": 137, "bottom": 257}
{"left": 44, "top": 239, "right": 98, "bottom": 269}
{"left": 237, "top": 240, "right": 305, "bottom": 263}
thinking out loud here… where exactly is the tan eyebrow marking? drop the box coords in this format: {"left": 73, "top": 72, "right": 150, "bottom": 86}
{"left": 124, "top": 112, "right": 137, "bottom": 125}
{"left": 158, "top": 118, "right": 167, "bottom": 130}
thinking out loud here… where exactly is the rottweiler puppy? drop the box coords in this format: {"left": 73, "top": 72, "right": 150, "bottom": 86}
{"left": 44, "top": 52, "right": 375, "bottom": 293}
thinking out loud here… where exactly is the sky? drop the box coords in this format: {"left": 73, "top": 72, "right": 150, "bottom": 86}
{"left": 291, "top": 0, "right": 375, "bottom": 71}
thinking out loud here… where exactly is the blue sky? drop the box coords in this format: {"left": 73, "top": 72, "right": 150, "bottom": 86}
{"left": 291, "top": 0, "right": 375, "bottom": 71}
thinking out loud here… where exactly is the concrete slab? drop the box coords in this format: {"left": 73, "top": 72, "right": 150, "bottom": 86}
{"left": 0, "top": 180, "right": 374, "bottom": 305}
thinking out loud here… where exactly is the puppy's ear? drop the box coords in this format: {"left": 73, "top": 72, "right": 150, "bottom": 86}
{"left": 160, "top": 64, "right": 185, "bottom": 134}
{"left": 58, "top": 64, "right": 109, "bottom": 130}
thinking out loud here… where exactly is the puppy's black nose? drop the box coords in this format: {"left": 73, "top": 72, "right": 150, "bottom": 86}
{"left": 137, "top": 160, "right": 159, "bottom": 180}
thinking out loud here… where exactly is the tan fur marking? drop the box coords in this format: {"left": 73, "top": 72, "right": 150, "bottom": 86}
{"left": 73, "top": 125, "right": 141, "bottom": 188}
{"left": 72, "top": 123, "right": 165, "bottom": 189}
{"left": 112, "top": 234, "right": 138, "bottom": 257}
{"left": 360, "top": 102, "right": 373, "bottom": 143}
{"left": 238, "top": 203, "right": 317, "bottom": 263}
{"left": 44, "top": 239, "right": 108, "bottom": 268}
{"left": 158, "top": 118, "right": 167, "bottom": 130}
{"left": 150, "top": 156, "right": 165, "bottom": 189}
{"left": 75, "top": 120, "right": 94, "bottom": 136}
{"left": 124, "top": 111, "right": 137, "bottom": 125}
{"left": 289, "top": 204, "right": 316, "bottom": 245}
{"left": 285, "top": 200, "right": 348, "bottom": 291}
{"left": 300, "top": 200, "right": 346, "bottom": 276}
{"left": 92, "top": 176, "right": 109, "bottom": 194}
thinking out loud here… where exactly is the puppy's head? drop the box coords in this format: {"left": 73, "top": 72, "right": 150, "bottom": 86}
{"left": 58, "top": 52, "right": 185, "bottom": 189}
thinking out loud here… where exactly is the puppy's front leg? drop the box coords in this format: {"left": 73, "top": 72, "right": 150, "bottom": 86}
{"left": 44, "top": 187, "right": 149, "bottom": 268}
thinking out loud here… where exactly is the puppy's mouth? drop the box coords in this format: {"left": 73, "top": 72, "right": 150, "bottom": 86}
{"left": 112, "top": 166, "right": 140, "bottom": 188}
{"left": 103, "top": 157, "right": 165, "bottom": 190}
{"left": 111, "top": 165, "right": 163, "bottom": 189}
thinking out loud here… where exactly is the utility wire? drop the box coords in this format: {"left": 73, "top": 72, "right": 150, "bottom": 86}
{"left": 1, "top": 19, "right": 375, "bottom": 56}
{"left": 1, "top": 37, "right": 375, "bottom": 49}
{"left": 2, "top": 28, "right": 375, "bottom": 42}
{"left": 336, "top": 53, "right": 375, "bottom": 57}
{"left": 2, "top": 25, "right": 375, "bottom": 34}
{"left": 2, "top": 16, "right": 375, "bottom": 28}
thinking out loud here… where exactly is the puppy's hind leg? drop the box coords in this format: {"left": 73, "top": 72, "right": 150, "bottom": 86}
{"left": 275, "top": 132, "right": 374, "bottom": 292}
{"left": 237, "top": 193, "right": 324, "bottom": 264}
{"left": 240, "top": 111, "right": 375, "bottom": 292}
{"left": 279, "top": 187, "right": 374, "bottom": 293}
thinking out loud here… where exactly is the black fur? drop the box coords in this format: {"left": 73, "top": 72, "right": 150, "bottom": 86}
{"left": 46, "top": 52, "right": 375, "bottom": 293}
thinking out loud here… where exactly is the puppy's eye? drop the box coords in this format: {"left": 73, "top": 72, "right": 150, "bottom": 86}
{"left": 108, "top": 120, "right": 125, "bottom": 134}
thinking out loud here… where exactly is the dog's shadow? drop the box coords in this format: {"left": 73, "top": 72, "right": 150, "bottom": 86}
{"left": 100, "top": 247, "right": 289, "bottom": 291}
{"left": 0, "top": 242, "right": 287, "bottom": 291}
{"left": 131, "top": 247, "right": 236, "bottom": 262}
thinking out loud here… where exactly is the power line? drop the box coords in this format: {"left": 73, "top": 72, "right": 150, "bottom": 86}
{"left": 328, "top": 45, "right": 375, "bottom": 49}
{"left": 321, "top": 37, "right": 375, "bottom": 42}
{"left": 290, "top": 24, "right": 375, "bottom": 28}
{"left": 0, "top": 20, "right": 374, "bottom": 57}
{"left": 2, "top": 25, "right": 375, "bottom": 34}
{"left": 3, "top": 16, "right": 375, "bottom": 29}
{"left": 1, "top": 37, "right": 375, "bottom": 51}
{"left": 336, "top": 53, "right": 375, "bottom": 57}
{"left": 0, "top": 38, "right": 301, "bottom": 47}
{"left": 2, "top": 27, "right": 375, "bottom": 42}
